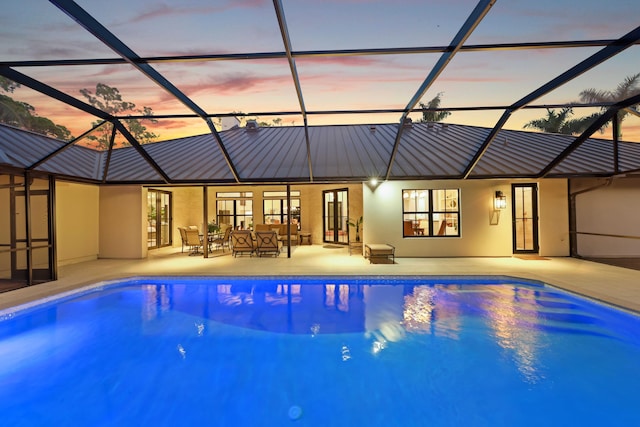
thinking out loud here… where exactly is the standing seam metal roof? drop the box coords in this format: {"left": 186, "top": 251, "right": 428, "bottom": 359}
{"left": 1, "top": 122, "right": 640, "bottom": 183}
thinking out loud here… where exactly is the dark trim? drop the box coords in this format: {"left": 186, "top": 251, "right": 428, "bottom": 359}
{"left": 511, "top": 183, "right": 539, "bottom": 254}
{"left": 49, "top": 176, "right": 57, "bottom": 280}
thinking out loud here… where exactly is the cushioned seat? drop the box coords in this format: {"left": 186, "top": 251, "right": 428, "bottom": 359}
{"left": 231, "top": 230, "right": 255, "bottom": 257}
{"left": 255, "top": 230, "right": 282, "bottom": 257}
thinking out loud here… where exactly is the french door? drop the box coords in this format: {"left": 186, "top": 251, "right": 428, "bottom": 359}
{"left": 323, "top": 188, "right": 349, "bottom": 244}
{"left": 512, "top": 184, "right": 539, "bottom": 253}
{"left": 147, "top": 189, "right": 172, "bottom": 249}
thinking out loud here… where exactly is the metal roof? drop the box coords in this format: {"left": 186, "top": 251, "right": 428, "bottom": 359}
{"left": 2, "top": 122, "right": 640, "bottom": 184}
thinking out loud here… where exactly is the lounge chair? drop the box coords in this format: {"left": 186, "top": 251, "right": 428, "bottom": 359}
{"left": 231, "top": 230, "right": 255, "bottom": 257}
{"left": 255, "top": 230, "right": 282, "bottom": 257}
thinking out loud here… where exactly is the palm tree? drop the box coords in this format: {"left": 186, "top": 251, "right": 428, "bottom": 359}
{"left": 578, "top": 72, "right": 640, "bottom": 138}
{"left": 524, "top": 107, "right": 577, "bottom": 134}
{"left": 417, "top": 92, "right": 451, "bottom": 122}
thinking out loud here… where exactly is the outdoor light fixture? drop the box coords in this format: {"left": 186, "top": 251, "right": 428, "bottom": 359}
{"left": 494, "top": 190, "right": 507, "bottom": 210}
{"left": 366, "top": 177, "right": 381, "bottom": 191}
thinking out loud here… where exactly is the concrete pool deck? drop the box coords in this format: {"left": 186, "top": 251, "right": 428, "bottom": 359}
{"left": 2, "top": 245, "right": 640, "bottom": 313}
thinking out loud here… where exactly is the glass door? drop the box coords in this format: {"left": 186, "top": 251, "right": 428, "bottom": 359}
{"left": 323, "top": 189, "right": 349, "bottom": 244}
{"left": 147, "top": 189, "right": 172, "bottom": 249}
{"left": 512, "top": 184, "right": 539, "bottom": 253}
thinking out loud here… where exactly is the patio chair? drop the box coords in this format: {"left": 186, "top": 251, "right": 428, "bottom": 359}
{"left": 184, "top": 228, "right": 203, "bottom": 255}
{"left": 211, "top": 225, "right": 232, "bottom": 252}
{"left": 231, "top": 230, "right": 255, "bottom": 257}
{"left": 255, "top": 230, "right": 282, "bottom": 257}
{"left": 178, "top": 227, "right": 188, "bottom": 253}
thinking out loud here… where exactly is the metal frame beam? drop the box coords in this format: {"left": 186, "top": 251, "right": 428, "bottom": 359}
{"left": 112, "top": 121, "right": 172, "bottom": 183}
{"left": 385, "top": 0, "right": 495, "bottom": 180}
{"left": 101, "top": 124, "right": 118, "bottom": 183}
{"left": 462, "top": 24, "right": 640, "bottom": 179}
{"left": 3, "top": 39, "right": 638, "bottom": 69}
{"left": 273, "top": 0, "right": 313, "bottom": 182}
{"left": 27, "top": 121, "right": 107, "bottom": 170}
{"left": 50, "top": 0, "right": 241, "bottom": 183}
{"left": 0, "top": 66, "right": 112, "bottom": 120}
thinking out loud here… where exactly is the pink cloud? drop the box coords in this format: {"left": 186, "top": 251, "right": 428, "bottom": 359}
{"left": 124, "top": 0, "right": 269, "bottom": 25}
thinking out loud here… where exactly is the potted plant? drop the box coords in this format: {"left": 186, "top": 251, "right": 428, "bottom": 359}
{"left": 348, "top": 216, "right": 363, "bottom": 242}
{"left": 208, "top": 220, "right": 220, "bottom": 234}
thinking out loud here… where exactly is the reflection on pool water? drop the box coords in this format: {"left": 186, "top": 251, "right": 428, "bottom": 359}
{"left": 1, "top": 276, "right": 639, "bottom": 426}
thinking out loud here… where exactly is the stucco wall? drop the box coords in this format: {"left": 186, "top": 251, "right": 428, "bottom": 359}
{"left": 170, "top": 186, "right": 203, "bottom": 249}
{"left": 99, "top": 185, "right": 146, "bottom": 259}
{"left": 573, "top": 177, "right": 640, "bottom": 257}
{"left": 364, "top": 179, "right": 569, "bottom": 257}
{"left": 538, "top": 179, "right": 570, "bottom": 256}
{"left": 56, "top": 181, "right": 100, "bottom": 266}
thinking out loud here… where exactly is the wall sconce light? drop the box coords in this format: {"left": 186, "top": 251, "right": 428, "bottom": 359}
{"left": 494, "top": 190, "right": 507, "bottom": 210}
{"left": 366, "top": 177, "right": 381, "bottom": 192}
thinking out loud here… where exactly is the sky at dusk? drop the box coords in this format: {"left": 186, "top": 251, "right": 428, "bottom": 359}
{"left": 1, "top": 0, "right": 639, "bottom": 144}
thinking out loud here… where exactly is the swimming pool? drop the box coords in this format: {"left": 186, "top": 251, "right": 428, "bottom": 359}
{"left": 1, "top": 276, "right": 639, "bottom": 426}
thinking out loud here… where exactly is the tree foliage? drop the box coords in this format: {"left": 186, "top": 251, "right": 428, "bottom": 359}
{"left": 0, "top": 76, "right": 73, "bottom": 140}
{"left": 524, "top": 73, "right": 640, "bottom": 137}
{"left": 578, "top": 72, "right": 640, "bottom": 138}
{"left": 523, "top": 107, "right": 597, "bottom": 135}
{"left": 80, "top": 83, "right": 159, "bottom": 149}
{"left": 417, "top": 92, "right": 451, "bottom": 122}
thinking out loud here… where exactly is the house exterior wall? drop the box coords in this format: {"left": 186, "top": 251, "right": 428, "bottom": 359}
{"left": 56, "top": 181, "right": 100, "bottom": 266}
{"left": 56, "top": 179, "right": 570, "bottom": 264}
{"left": 364, "top": 179, "right": 569, "bottom": 257}
{"left": 538, "top": 179, "right": 570, "bottom": 256}
{"left": 99, "top": 185, "right": 146, "bottom": 259}
{"left": 573, "top": 177, "right": 640, "bottom": 257}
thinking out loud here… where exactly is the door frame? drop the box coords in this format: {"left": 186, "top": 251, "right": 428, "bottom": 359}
{"left": 9, "top": 175, "right": 56, "bottom": 283}
{"left": 147, "top": 189, "right": 173, "bottom": 249}
{"left": 511, "top": 183, "right": 539, "bottom": 254}
{"left": 322, "top": 188, "right": 349, "bottom": 244}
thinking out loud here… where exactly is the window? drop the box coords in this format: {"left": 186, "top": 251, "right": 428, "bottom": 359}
{"left": 402, "top": 189, "right": 460, "bottom": 237}
{"left": 263, "top": 191, "right": 301, "bottom": 229}
{"left": 216, "top": 192, "right": 253, "bottom": 230}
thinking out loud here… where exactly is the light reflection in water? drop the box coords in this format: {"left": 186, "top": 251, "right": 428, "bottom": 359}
{"left": 142, "top": 284, "right": 171, "bottom": 321}
{"left": 482, "top": 286, "right": 545, "bottom": 384}
{"left": 402, "top": 285, "right": 461, "bottom": 339}
{"left": 364, "top": 285, "right": 405, "bottom": 345}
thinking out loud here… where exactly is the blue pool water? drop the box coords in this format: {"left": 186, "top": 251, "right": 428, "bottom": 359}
{"left": 1, "top": 276, "right": 639, "bottom": 426}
